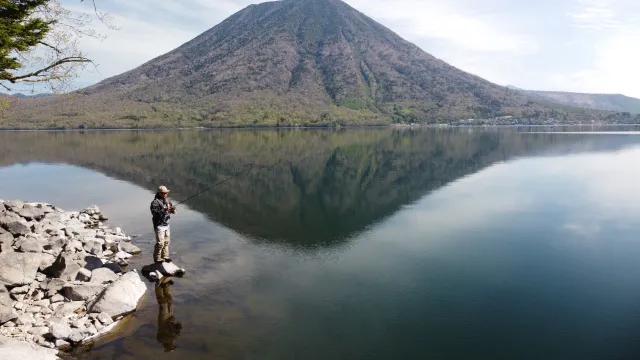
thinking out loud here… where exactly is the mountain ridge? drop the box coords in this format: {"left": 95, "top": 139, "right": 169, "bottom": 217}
{"left": 3, "top": 0, "right": 637, "bottom": 128}
{"left": 507, "top": 86, "right": 640, "bottom": 114}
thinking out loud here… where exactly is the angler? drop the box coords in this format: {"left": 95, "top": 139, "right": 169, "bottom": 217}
{"left": 150, "top": 185, "right": 177, "bottom": 264}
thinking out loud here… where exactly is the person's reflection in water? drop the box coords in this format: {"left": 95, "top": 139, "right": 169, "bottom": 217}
{"left": 155, "top": 277, "right": 183, "bottom": 352}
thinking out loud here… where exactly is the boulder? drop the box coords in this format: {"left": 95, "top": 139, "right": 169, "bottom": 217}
{"left": 53, "top": 302, "right": 85, "bottom": 318}
{"left": 49, "top": 322, "right": 72, "bottom": 340}
{"left": 84, "top": 255, "right": 104, "bottom": 271}
{"left": 15, "top": 314, "right": 35, "bottom": 326}
{"left": 68, "top": 328, "right": 94, "bottom": 343}
{"left": 114, "top": 251, "right": 132, "bottom": 260}
{"left": 27, "top": 327, "right": 49, "bottom": 336}
{"left": 96, "top": 312, "right": 113, "bottom": 326}
{"left": 82, "top": 205, "right": 100, "bottom": 215}
{"left": 90, "top": 268, "right": 118, "bottom": 284}
{"left": 118, "top": 242, "right": 141, "bottom": 255}
{"left": 83, "top": 240, "right": 103, "bottom": 256}
{"left": 3, "top": 200, "right": 24, "bottom": 212}
{"left": 103, "top": 262, "right": 122, "bottom": 274}
{"left": 62, "top": 284, "right": 104, "bottom": 302}
{"left": 76, "top": 268, "right": 92, "bottom": 282}
{"left": 0, "top": 252, "right": 46, "bottom": 286}
{"left": 43, "top": 253, "right": 82, "bottom": 282}
{"left": 0, "top": 286, "right": 16, "bottom": 324}
{"left": 55, "top": 339, "right": 70, "bottom": 349}
{"left": 78, "top": 213, "right": 91, "bottom": 224}
{"left": 89, "top": 271, "right": 147, "bottom": 318}
{"left": 41, "top": 279, "right": 66, "bottom": 293}
{"left": 0, "top": 335, "right": 58, "bottom": 359}
{"left": 142, "top": 261, "right": 186, "bottom": 278}
{"left": 50, "top": 294, "right": 64, "bottom": 304}
{"left": 0, "top": 232, "right": 13, "bottom": 253}
{"left": 2, "top": 220, "right": 31, "bottom": 237}
{"left": 17, "top": 205, "right": 45, "bottom": 221}
{"left": 14, "top": 237, "right": 43, "bottom": 253}
{"left": 65, "top": 240, "right": 84, "bottom": 253}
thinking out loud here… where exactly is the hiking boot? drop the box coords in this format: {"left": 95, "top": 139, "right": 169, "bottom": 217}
{"left": 163, "top": 258, "right": 172, "bottom": 263}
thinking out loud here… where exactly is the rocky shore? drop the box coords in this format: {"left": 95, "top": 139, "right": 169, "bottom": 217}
{"left": 0, "top": 200, "right": 148, "bottom": 358}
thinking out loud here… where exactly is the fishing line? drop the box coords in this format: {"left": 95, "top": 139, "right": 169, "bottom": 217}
{"left": 172, "top": 164, "right": 257, "bottom": 208}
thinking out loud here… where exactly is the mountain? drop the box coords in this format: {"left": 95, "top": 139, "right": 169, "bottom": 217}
{"left": 507, "top": 87, "right": 640, "bottom": 114}
{"left": 10, "top": 93, "right": 53, "bottom": 99}
{"left": 3, "top": 0, "right": 634, "bottom": 129}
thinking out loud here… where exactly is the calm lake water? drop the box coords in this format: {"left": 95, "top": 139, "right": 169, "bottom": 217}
{"left": 2, "top": 127, "right": 640, "bottom": 360}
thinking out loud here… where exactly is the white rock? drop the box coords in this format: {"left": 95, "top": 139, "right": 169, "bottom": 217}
{"left": 142, "top": 261, "right": 186, "bottom": 277}
{"left": 49, "top": 322, "right": 72, "bottom": 340}
{"left": 0, "top": 252, "right": 52, "bottom": 286}
{"left": 89, "top": 271, "right": 147, "bottom": 318}
{"left": 96, "top": 312, "right": 113, "bottom": 326}
{"left": 0, "top": 286, "right": 16, "bottom": 325}
{"left": 55, "top": 339, "right": 70, "bottom": 349}
{"left": 68, "top": 328, "right": 93, "bottom": 343}
{"left": 15, "top": 314, "right": 35, "bottom": 326}
{"left": 118, "top": 242, "right": 141, "bottom": 255}
{"left": 13, "top": 302, "right": 24, "bottom": 311}
{"left": 90, "top": 268, "right": 118, "bottom": 284}
{"left": 27, "top": 327, "right": 48, "bottom": 336}
{"left": 0, "top": 335, "right": 58, "bottom": 359}
{"left": 63, "top": 284, "right": 104, "bottom": 302}
{"left": 9, "top": 286, "right": 29, "bottom": 295}
{"left": 71, "top": 317, "right": 87, "bottom": 329}
{"left": 50, "top": 295, "right": 64, "bottom": 304}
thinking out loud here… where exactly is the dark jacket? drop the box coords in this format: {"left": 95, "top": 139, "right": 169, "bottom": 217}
{"left": 151, "top": 194, "right": 173, "bottom": 228}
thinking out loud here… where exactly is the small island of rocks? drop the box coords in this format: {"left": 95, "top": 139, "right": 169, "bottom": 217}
{"left": 0, "top": 200, "right": 151, "bottom": 358}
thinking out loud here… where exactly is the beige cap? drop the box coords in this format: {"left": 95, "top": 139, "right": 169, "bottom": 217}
{"left": 158, "top": 185, "right": 170, "bottom": 193}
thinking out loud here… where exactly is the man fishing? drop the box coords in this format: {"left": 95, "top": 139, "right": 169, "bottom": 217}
{"left": 150, "top": 186, "right": 176, "bottom": 264}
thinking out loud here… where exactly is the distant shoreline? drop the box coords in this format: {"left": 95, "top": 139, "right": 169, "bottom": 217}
{"left": 1, "top": 123, "right": 640, "bottom": 132}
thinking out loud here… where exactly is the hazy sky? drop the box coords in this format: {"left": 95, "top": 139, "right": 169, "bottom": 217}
{"left": 59, "top": 0, "right": 640, "bottom": 97}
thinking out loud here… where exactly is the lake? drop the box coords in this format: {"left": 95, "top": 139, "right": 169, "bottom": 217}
{"left": 1, "top": 127, "right": 640, "bottom": 360}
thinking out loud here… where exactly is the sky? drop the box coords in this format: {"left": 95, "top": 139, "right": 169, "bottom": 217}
{"left": 44, "top": 0, "right": 640, "bottom": 97}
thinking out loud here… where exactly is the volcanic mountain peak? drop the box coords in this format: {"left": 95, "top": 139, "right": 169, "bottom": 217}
{"left": 6, "top": 0, "right": 625, "bottom": 129}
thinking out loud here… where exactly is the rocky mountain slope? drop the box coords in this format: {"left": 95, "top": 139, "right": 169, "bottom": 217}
{"left": 508, "top": 87, "right": 640, "bottom": 114}
{"left": 4, "top": 0, "right": 633, "bottom": 128}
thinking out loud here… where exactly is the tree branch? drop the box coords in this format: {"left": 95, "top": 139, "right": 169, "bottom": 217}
{"left": 7, "top": 57, "right": 92, "bottom": 83}
{"left": 38, "top": 41, "right": 63, "bottom": 54}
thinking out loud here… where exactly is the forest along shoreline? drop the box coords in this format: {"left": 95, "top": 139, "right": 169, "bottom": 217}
{"left": 0, "top": 200, "right": 149, "bottom": 358}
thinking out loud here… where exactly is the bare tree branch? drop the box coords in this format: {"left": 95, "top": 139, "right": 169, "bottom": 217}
{"left": 38, "top": 41, "right": 63, "bottom": 54}
{"left": 7, "top": 57, "right": 92, "bottom": 83}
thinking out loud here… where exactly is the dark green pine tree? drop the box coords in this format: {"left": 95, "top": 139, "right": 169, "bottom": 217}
{"left": 0, "top": 0, "right": 52, "bottom": 82}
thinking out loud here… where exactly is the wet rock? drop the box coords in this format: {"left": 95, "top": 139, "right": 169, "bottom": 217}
{"left": 90, "top": 268, "right": 118, "bottom": 284}
{"left": 96, "top": 312, "right": 113, "bottom": 326}
{"left": 55, "top": 339, "right": 70, "bottom": 349}
{"left": 75, "top": 268, "right": 92, "bottom": 282}
{"left": 90, "top": 271, "right": 147, "bottom": 318}
{"left": 142, "top": 261, "right": 186, "bottom": 278}
{"left": 68, "top": 328, "right": 93, "bottom": 343}
{"left": 118, "top": 242, "right": 141, "bottom": 255}
{"left": 0, "top": 286, "right": 16, "bottom": 324}
{"left": 63, "top": 284, "right": 104, "bottom": 302}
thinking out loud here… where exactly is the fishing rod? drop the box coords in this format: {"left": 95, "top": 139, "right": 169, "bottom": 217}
{"left": 171, "top": 164, "right": 257, "bottom": 208}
